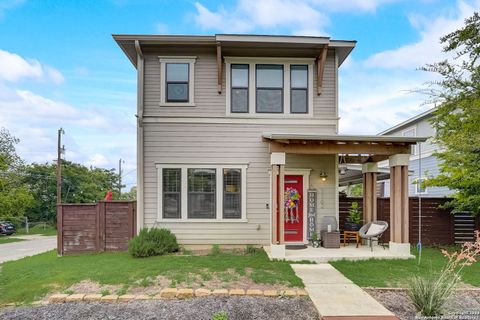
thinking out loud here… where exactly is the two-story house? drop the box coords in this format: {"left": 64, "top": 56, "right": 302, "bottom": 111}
{"left": 114, "top": 34, "right": 425, "bottom": 257}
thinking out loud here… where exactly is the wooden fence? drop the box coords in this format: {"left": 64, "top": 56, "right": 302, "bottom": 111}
{"left": 339, "top": 197, "right": 479, "bottom": 245}
{"left": 57, "top": 201, "right": 136, "bottom": 255}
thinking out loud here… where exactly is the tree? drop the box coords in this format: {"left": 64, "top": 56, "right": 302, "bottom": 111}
{"left": 422, "top": 13, "right": 480, "bottom": 216}
{"left": 24, "top": 161, "right": 123, "bottom": 222}
{"left": 0, "top": 128, "right": 34, "bottom": 221}
{"left": 120, "top": 186, "right": 137, "bottom": 200}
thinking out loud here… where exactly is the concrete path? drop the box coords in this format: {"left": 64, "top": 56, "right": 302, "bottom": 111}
{"left": 291, "top": 264, "right": 398, "bottom": 320}
{"left": 0, "top": 235, "right": 56, "bottom": 263}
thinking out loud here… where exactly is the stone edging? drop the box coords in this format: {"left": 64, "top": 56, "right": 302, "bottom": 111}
{"left": 46, "top": 288, "right": 309, "bottom": 304}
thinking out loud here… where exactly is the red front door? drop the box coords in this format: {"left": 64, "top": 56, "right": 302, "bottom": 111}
{"left": 284, "top": 175, "right": 304, "bottom": 242}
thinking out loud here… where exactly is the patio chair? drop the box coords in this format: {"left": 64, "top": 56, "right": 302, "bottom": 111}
{"left": 359, "top": 221, "right": 388, "bottom": 252}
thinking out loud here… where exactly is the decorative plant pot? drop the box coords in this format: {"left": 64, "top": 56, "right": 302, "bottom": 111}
{"left": 344, "top": 222, "right": 361, "bottom": 231}
{"left": 312, "top": 240, "right": 321, "bottom": 248}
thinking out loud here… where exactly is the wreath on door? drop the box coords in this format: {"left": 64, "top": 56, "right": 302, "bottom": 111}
{"left": 284, "top": 187, "right": 301, "bottom": 223}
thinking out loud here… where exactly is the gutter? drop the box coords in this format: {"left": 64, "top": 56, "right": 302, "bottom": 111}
{"left": 135, "top": 40, "right": 144, "bottom": 234}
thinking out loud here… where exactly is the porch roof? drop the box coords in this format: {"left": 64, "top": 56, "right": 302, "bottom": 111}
{"left": 262, "top": 133, "right": 428, "bottom": 160}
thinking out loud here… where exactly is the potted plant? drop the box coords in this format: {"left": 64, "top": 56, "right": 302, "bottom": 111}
{"left": 311, "top": 232, "right": 321, "bottom": 248}
{"left": 344, "top": 202, "right": 362, "bottom": 231}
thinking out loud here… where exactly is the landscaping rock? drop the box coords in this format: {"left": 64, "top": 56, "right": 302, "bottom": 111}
{"left": 65, "top": 294, "right": 85, "bottom": 302}
{"left": 159, "top": 288, "right": 177, "bottom": 299}
{"left": 297, "top": 289, "right": 308, "bottom": 297}
{"left": 134, "top": 295, "right": 151, "bottom": 300}
{"left": 195, "top": 289, "right": 211, "bottom": 297}
{"left": 246, "top": 289, "right": 263, "bottom": 296}
{"left": 0, "top": 297, "right": 320, "bottom": 320}
{"left": 83, "top": 294, "right": 102, "bottom": 302}
{"left": 212, "top": 289, "right": 229, "bottom": 296}
{"left": 282, "top": 290, "right": 297, "bottom": 297}
{"left": 100, "top": 295, "right": 118, "bottom": 302}
{"left": 48, "top": 294, "right": 69, "bottom": 303}
{"left": 263, "top": 290, "right": 278, "bottom": 297}
{"left": 118, "top": 295, "right": 136, "bottom": 302}
{"left": 176, "top": 289, "right": 194, "bottom": 299}
{"left": 229, "top": 289, "right": 245, "bottom": 296}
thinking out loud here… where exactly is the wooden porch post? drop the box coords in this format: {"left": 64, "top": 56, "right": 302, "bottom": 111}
{"left": 271, "top": 164, "right": 278, "bottom": 244}
{"left": 362, "top": 162, "right": 378, "bottom": 224}
{"left": 389, "top": 154, "right": 411, "bottom": 255}
{"left": 279, "top": 164, "right": 285, "bottom": 244}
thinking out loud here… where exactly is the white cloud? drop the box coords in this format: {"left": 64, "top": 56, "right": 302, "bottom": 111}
{"left": 339, "top": 1, "right": 480, "bottom": 134}
{"left": 193, "top": 0, "right": 329, "bottom": 35}
{"left": 310, "top": 0, "right": 398, "bottom": 13}
{"left": 85, "top": 154, "right": 110, "bottom": 167}
{"left": 155, "top": 22, "right": 169, "bottom": 34}
{"left": 0, "top": 49, "right": 65, "bottom": 84}
{"left": 364, "top": 1, "right": 480, "bottom": 70}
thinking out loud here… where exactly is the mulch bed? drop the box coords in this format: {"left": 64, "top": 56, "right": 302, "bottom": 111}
{"left": 365, "top": 288, "right": 480, "bottom": 320}
{"left": 0, "top": 297, "right": 319, "bottom": 320}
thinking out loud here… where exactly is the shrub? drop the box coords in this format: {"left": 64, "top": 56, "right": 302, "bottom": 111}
{"left": 347, "top": 202, "right": 361, "bottom": 224}
{"left": 128, "top": 228, "right": 179, "bottom": 258}
{"left": 407, "top": 231, "right": 480, "bottom": 316}
{"left": 244, "top": 245, "right": 260, "bottom": 255}
{"left": 211, "top": 311, "right": 228, "bottom": 320}
{"left": 210, "top": 244, "right": 221, "bottom": 255}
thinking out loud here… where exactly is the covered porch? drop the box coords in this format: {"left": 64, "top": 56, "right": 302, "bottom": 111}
{"left": 263, "top": 133, "right": 427, "bottom": 261}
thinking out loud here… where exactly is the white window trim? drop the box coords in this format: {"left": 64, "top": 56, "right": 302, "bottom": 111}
{"left": 156, "top": 164, "right": 248, "bottom": 222}
{"left": 225, "top": 57, "right": 315, "bottom": 118}
{"left": 158, "top": 56, "right": 197, "bottom": 107}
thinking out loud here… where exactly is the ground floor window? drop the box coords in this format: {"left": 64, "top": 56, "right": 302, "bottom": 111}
{"left": 157, "top": 164, "right": 247, "bottom": 221}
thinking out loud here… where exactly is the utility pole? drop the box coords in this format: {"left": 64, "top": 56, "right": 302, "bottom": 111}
{"left": 56, "top": 128, "right": 65, "bottom": 204}
{"left": 118, "top": 158, "right": 124, "bottom": 196}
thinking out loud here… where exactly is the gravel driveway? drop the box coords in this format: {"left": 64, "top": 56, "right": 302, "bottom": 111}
{"left": 0, "top": 297, "right": 319, "bottom": 320}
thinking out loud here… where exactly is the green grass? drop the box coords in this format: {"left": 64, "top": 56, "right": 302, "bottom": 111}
{"left": 16, "top": 224, "right": 57, "bottom": 236}
{"left": 330, "top": 246, "right": 480, "bottom": 288}
{"left": 0, "top": 249, "right": 306, "bottom": 305}
{"left": 0, "top": 237, "right": 25, "bottom": 244}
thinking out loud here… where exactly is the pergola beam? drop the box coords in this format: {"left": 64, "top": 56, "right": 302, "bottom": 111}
{"left": 317, "top": 46, "right": 328, "bottom": 95}
{"left": 268, "top": 141, "right": 411, "bottom": 156}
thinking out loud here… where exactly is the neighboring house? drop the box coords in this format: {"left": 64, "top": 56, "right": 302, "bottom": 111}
{"left": 378, "top": 108, "right": 453, "bottom": 198}
{"left": 114, "top": 34, "right": 424, "bottom": 255}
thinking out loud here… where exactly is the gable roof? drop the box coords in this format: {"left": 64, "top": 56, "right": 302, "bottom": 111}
{"left": 378, "top": 107, "right": 437, "bottom": 136}
{"left": 113, "top": 34, "right": 356, "bottom": 68}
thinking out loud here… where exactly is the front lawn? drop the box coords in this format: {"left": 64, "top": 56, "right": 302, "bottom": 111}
{"left": 0, "top": 248, "right": 305, "bottom": 305}
{"left": 330, "top": 246, "right": 480, "bottom": 288}
{"left": 0, "top": 237, "right": 25, "bottom": 244}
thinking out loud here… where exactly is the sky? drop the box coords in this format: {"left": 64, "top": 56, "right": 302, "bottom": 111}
{"left": 0, "top": 0, "right": 479, "bottom": 189}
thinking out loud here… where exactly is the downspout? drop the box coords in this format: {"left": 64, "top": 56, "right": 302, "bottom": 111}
{"left": 135, "top": 40, "right": 144, "bottom": 234}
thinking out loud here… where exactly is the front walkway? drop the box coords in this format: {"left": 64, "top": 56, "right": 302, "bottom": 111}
{"left": 291, "top": 264, "right": 398, "bottom": 319}
{"left": 0, "top": 235, "right": 56, "bottom": 263}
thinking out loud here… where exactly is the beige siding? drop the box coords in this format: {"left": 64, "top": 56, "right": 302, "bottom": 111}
{"left": 143, "top": 51, "right": 337, "bottom": 119}
{"left": 143, "top": 122, "right": 336, "bottom": 245}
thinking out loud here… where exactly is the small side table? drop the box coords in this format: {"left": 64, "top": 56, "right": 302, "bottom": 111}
{"left": 343, "top": 231, "right": 361, "bottom": 248}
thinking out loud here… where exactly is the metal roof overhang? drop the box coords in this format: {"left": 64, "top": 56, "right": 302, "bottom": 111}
{"left": 113, "top": 34, "right": 356, "bottom": 68}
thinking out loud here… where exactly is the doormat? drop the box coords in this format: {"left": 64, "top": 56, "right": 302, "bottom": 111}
{"left": 286, "top": 244, "right": 307, "bottom": 250}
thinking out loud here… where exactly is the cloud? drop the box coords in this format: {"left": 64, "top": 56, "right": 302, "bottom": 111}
{"left": 0, "top": 49, "right": 65, "bottom": 84}
{"left": 339, "top": 1, "right": 480, "bottom": 134}
{"left": 86, "top": 154, "right": 110, "bottom": 167}
{"left": 193, "top": 0, "right": 329, "bottom": 35}
{"left": 364, "top": 1, "right": 480, "bottom": 70}
{"left": 310, "top": 0, "right": 398, "bottom": 13}
{"left": 155, "top": 22, "right": 169, "bottom": 34}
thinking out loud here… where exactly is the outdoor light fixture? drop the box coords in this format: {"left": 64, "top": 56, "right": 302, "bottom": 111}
{"left": 319, "top": 172, "right": 328, "bottom": 181}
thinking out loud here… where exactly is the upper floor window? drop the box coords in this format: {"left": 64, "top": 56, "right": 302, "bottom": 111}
{"left": 290, "top": 65, "right": 308, "bottom": 113}
{"left": 231, "top": 64, "right": 249, "bottom": 113}
{"left": 159, "top": 56, "right": 196, "bottom": 107}
{"left": 256, "top": 64, "right": 284, "bottom": 113}
{"left": 166, "top": 63, "right": 189, "bottom": 102}
{"left": 225, "top": 57, "right": 314, "bottom": 117}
